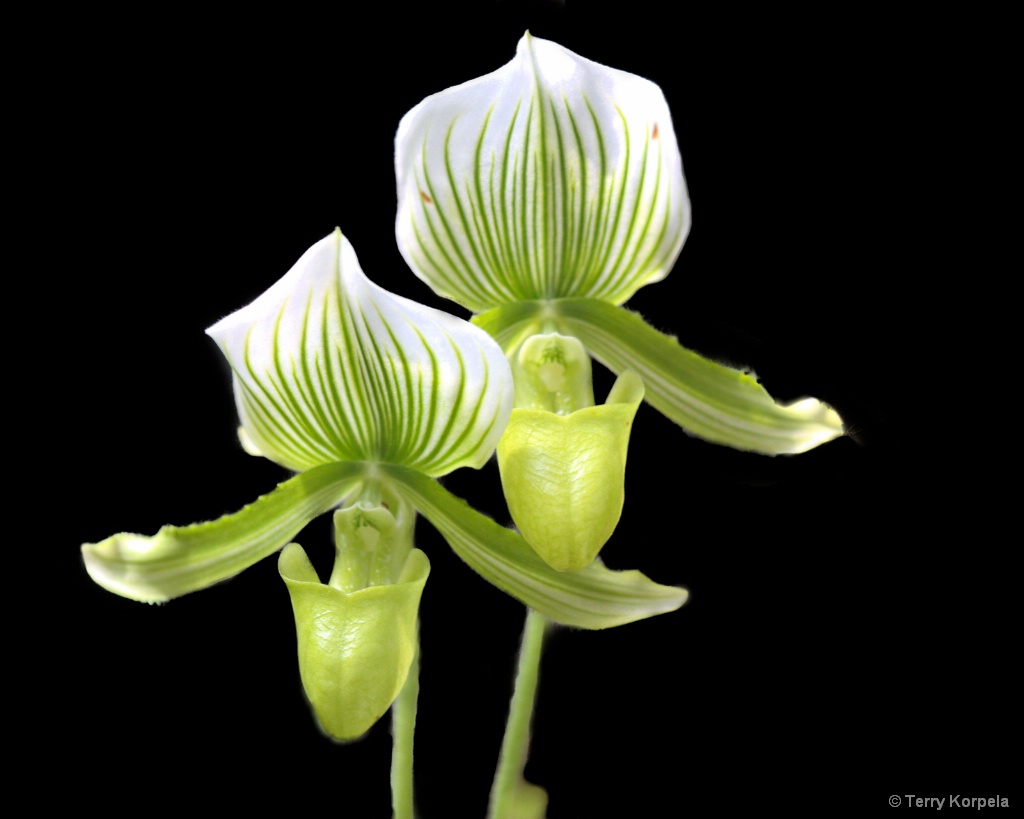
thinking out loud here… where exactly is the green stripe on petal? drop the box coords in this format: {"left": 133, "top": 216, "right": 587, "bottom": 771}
{"left": 396, "top": 32, "right": 689, "bottom": 312}
{"left": 557, "top": 298, "right": 845, "bottom": 454}
{"left": 381, "top": 464, "right": 687, "bottom": 629}
{"left": 81, "top": 461, "right": 365, "bottom": 603}
{"left": 207, "top": 230, "right": 512, "bottom": 476}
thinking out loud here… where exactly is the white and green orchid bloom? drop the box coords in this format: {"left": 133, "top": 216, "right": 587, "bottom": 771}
{"left": 395, "top": 32, "right": 843, "bottom": 569}
{"left": 82, "top": 229, "right": 687, "bottom": 737}
{"left": 395, "top": 32, "right": 843, "bottom": 455}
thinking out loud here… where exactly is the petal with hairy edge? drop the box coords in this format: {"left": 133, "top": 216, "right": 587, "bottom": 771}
{"left": 381, "top": 464, "right": 687, "bottom": 629}
{"left": 559, "top": 299, "right": 845, "bottom": 454}
{"left": 81, "top": 462, "right": 365, "bottom": 603}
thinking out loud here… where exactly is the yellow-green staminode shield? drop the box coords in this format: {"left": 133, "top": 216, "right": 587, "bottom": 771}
{"left": 279, "top": 543, "right": 429, "bottom": 741}
{"left": 498, "top": 370, "right": 644, "bottom": 571}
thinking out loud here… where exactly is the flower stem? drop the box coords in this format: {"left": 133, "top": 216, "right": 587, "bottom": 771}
{"left": 487, "top": 607, "right": 548, "bottom": 819}
{"left": 391, "top": 626, "right": 420, "bottom": 819}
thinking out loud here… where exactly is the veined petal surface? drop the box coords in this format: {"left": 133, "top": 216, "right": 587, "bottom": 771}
{"left": 207, "top": 230, "right": 512, "bottom": 475}
{"left": 559, "top": 299, "right": 845, "bottom": 454}
{"left": 396, "top": 32, "right": 689, "bottom": 312}
{"left": 382, "top": 465, "right": 687, "bottom": 629}
{"left": 81, "top": 462, "right": 364, "bottom": 603}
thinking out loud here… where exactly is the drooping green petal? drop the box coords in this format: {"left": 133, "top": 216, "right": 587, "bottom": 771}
{"left": 82, "top": 462, "right": 365, "bottom": 603}
{"left": 280, "top": 543, "right": 429, "bottom": 741}
{"left": 395, "top": 32, "right": 689, "bottom": 311}
{"left": 381, "top": 464, "right": 687, "bottom": 629}
{"left": 558, "top": 298, "right": 844, "bottom": 454}
{"left": 207, "top": 229, "right": 512, "bottom": 476}
{"left": 498, "top": 370, "right": 644, "bottom": 571}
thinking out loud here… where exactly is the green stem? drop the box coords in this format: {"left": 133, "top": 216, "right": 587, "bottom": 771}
{"left": 391, "top": 627, "right": 420, "bottom": 819}
{"left": 488, "top": 607, "right": 548, "bottom": 819}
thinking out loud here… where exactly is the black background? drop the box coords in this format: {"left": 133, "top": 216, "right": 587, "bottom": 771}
{"left": 49, "top": 1, "right": 1011, "bottom": 815}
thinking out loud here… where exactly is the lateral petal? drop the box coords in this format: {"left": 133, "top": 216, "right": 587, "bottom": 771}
{"left": 559, "top": 298, "right": 844, "bottom": 454}
{"left": 82, "top": 462, "right": 365, "bottom": 602}
{"left": 382, "top": 464, "right": 687, "bottom": 629}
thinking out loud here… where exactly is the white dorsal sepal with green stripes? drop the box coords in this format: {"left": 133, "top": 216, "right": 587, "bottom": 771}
{"left": 207, "top": 229, "right": 513, "bottom": 476}
{"left": 395, "top": 32, "right": 689, "bottom": 311}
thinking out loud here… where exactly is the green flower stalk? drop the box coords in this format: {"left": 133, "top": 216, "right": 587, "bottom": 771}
{"left": 82, "top": 229, "right": 687, "bottom": 738}
{"left": 396, "top": 33, "right": 844, "bottom": 567}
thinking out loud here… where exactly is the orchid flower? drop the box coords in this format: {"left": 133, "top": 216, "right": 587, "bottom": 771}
{"left": 81, "top": 230, "right": 687, "bottom": 739}
{"left": 395, "top": 32, "right": 844, "bottom": 568}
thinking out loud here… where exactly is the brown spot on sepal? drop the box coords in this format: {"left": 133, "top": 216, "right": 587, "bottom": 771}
{"left": 652, "top": 123, "right": 659, "bottom": 140}
{"left": 420, "top": 191, "right": 433, "bottom": 204}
